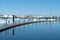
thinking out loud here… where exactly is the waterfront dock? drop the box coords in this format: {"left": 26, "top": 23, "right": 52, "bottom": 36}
{"left": 0, "top": 15, "right": 60, "bottom": 32}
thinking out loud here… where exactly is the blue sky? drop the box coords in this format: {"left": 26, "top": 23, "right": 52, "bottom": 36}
{"left": 0, "top": 0, "right": 60, "bottom": 16}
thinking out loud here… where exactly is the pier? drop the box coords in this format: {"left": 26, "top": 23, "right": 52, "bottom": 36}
{"left": 0, "top": 15, "right": 60, "bottom": 32}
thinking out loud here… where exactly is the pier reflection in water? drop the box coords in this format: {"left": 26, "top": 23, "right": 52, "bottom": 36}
{"left": 0, "top": 21, "right": 60, "bottom": 40}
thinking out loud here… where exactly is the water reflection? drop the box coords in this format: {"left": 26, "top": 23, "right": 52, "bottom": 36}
{"left": 0, "top": 21, "right": 60, "bottom": 40}
{"left": 12, "top": 28, "right": 14, "bottom": 36}
{"left": 5, "top": 30, "right": 7, "bottom": 40}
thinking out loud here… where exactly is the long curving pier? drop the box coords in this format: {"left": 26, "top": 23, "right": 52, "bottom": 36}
{"left": 0, "top": 15, "right": 60, "bottom": 32}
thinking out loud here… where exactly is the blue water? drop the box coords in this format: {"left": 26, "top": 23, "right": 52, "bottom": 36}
{"left": 0, "top": 22, "right": 60, "bottom": 40}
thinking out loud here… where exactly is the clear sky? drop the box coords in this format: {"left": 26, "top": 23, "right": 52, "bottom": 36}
{"left": 0, "top": 0, "right": 60, "bottom": 16}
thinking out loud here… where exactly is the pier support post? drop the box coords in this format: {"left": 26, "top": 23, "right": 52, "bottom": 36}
{"left": 19, "top": 18, "right": 20, "bottom": 24}
{"left": 39, "top": 18, "right": 41, "bottom": 24}
{"left": 24, "top": 16, "right": 25, "bottom": 23}
{"left": 6, "top": 18, "right": 7, "bottom": 25}
{"left": 6, "top": 17, "right": 8, "bottom": 26}
{"left": 13, "top": 15, "right": 15, "bottom": 24}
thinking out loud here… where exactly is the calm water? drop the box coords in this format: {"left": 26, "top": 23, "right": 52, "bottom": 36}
{"left": 0, "top": 21, "right": 60, "bottom": 40}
